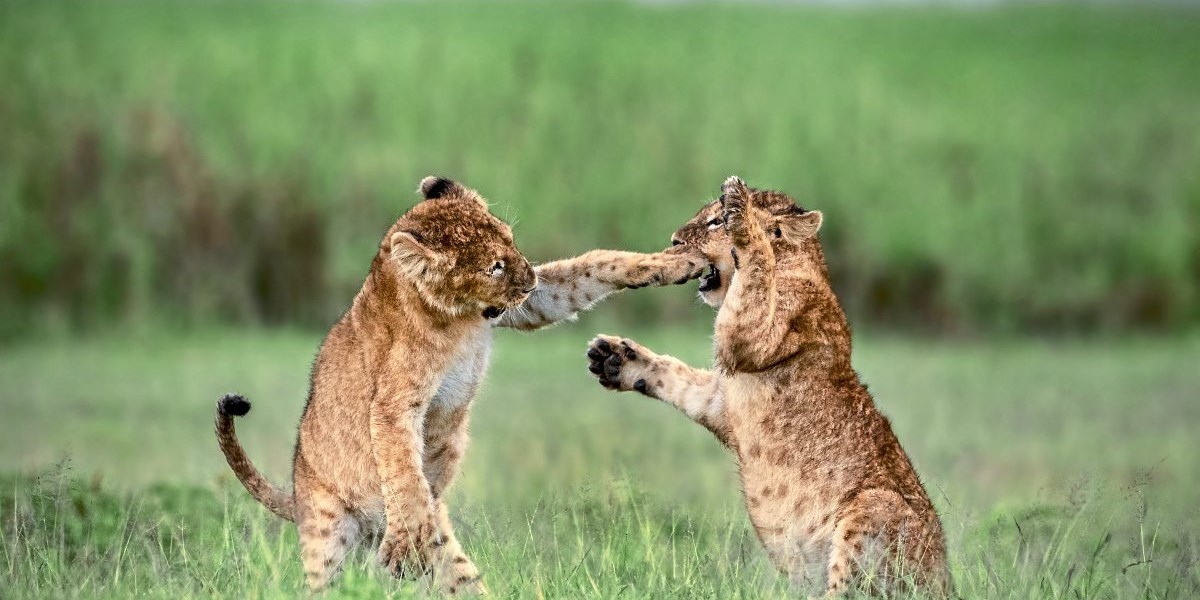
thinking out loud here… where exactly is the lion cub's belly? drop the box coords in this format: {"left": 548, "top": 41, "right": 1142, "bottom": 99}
{"left": 743, "top": 468, "right": 839, "bottom": 593}
{"left": 726, "top": 372, "right": 839, "bottom": 592}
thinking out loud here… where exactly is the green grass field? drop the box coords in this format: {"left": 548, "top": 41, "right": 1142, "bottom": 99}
{"left": 2, "top": 316, "right": 1197, "bottom": 598}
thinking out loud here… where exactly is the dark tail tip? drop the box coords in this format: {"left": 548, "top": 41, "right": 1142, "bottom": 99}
{"left": 218, "top": 394, "right": 251, "bottom": 417}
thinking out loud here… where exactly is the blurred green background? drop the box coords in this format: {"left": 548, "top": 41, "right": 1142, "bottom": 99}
{"left": 1, "top": 1, "right": 1198, "bottom": 598}
{"left": 3, "top": 1, "right": 1199, "bottom": 339}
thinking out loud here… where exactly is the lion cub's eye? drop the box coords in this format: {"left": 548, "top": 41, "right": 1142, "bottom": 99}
{"left": 706, "top": 217, "right": 724, "bottom": 230}
{"left": 487, "top": 260, "right": 505, "bottom": 277}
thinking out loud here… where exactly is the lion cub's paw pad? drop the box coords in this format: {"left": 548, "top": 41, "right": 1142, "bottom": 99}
{"left": 586, "top": 336, "right": 640, "bottom": 390}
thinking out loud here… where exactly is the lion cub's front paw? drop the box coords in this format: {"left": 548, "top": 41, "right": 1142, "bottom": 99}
{"left": 720, "top": 175, "right": 752, "bottom": 239}
{"left": 434, "top": 555, "right": 487, "bottom": 596}
{"left": 586, "top": 335, "right": 653, "bottom": 396}
{"left": 658, "top": 246, "right": 709, "bottom": 285}
{"left": 377, "top": 527, "right": 435, "bottom": 580}
{"left": 624, "top": 250, "right": 706, "bottom": 289}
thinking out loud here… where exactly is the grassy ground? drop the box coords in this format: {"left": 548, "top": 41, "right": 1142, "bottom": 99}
{"left": 2, "top": 316, "right": 1197, "bottom": 597}
{"left": 2, "top": 2, "right": 1199, "bottom": 335}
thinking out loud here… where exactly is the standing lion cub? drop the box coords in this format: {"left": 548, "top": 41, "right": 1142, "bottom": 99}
{"left": 215, "top": 176, "right": 706, "bottom": 594}
{"left": 586, "top": 177, "right": 952, "bottom": 597}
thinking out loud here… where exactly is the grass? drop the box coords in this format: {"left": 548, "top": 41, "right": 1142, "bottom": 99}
{"left": 2, "top": 319, "right": 1198, "bottom": 598}
{"left": 2, "top": 1, "right": 1200, "bottom": 336}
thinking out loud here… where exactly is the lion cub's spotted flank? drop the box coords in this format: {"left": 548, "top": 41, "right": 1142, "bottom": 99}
{"left": 587, "top": 177, "right": 952, "bottom": 597}
{"left": 216, "top": 176, "right": 707, "bottom": 594}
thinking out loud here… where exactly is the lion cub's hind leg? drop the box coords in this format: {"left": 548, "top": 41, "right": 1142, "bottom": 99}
{"left": 826, "top": 489, "right": 939, "bottom": 598}
{"left": 295, "top": 475, "right": 362, "bottom": 592}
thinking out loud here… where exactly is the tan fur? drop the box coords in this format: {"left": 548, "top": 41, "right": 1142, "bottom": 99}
{"left": 587, "top": 177, "right": 952, "bottom": 597}
{"left": 215, "top": 176, "right": 706, "bottom": 594}
{"left": 497, "top": 247, "right": 706, "bottom": 331}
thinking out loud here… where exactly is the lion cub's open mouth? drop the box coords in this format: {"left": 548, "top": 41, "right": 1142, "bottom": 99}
{"left": 697, "top": 264, "right": 721, "bottom": 292}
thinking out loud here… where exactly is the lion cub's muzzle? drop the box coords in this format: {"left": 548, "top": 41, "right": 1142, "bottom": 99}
{"left": 482, "top": 270, "right": 537, "bottom": 319}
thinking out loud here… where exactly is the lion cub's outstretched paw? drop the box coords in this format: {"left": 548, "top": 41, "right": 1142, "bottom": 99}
{"left": 720, "top": 175, "right": 752, "bottom": 239}
{"left": 624, "top": 249, "right": 707, "bottom": 289}
{"left": 586, "top": 335, "right": 653, "bottom": 396}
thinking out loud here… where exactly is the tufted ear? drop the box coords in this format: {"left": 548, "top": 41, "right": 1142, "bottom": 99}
{"left": 775, "top": 210, "right": 823, "bottom": 241}
{"left": 389, "top": 230, "right": 441, "bottom": 279}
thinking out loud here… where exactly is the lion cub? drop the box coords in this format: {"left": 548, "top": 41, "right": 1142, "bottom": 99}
{"left": 586, "top": 177, "right": 952, "bottom": 597}
{"left": 216, "top": 176, "right": 707, "bottom": 594}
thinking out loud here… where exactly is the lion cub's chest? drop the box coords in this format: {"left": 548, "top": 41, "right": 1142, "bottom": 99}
{"left": 432, "top": 327, "right": 493, "bottom": 410}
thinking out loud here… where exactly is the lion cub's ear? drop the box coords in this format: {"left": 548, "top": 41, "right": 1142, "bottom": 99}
{"left": 389, "top": 230, "right": 444, "bottom": 279}
{"left": 417, "top": 175, "right": 489, "bottom": 210}
{"left": 418, "top": 176, "right": 462, "bottom": 200}
{"left": 776, "top": 210, "right": 823, "bottom": 241}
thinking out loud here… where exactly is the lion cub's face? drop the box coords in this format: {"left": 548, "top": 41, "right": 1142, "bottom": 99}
{"left": 388, "top": 177, "right": 537, "bottom": 318}
{"left": 669, "top": 200, "right": 735, "bottom": 308}
{"left": 670, "top": 187, "right": 820, "bottom": 309}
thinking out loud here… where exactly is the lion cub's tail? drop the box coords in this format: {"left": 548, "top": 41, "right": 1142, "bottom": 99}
{"left": 215, "top": 394, "right": 296, "bottom": 522}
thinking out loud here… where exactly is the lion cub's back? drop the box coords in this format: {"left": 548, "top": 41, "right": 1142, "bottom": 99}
{"left": 298, "top": 318, "right": 381, "bottom": 500}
